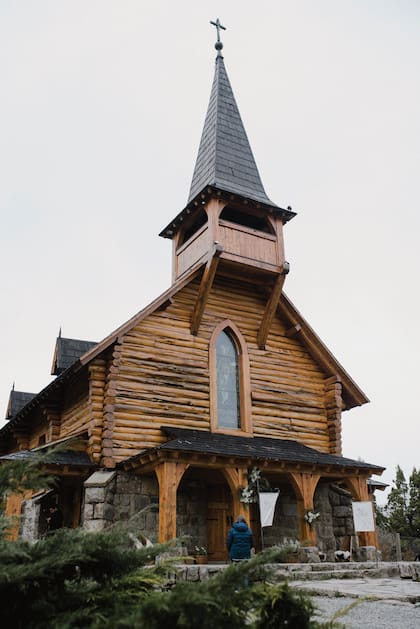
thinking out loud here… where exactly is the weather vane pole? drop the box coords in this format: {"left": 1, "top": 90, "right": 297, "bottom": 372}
{"left": 210, "top": 18, "right": 226, "bottom": 55}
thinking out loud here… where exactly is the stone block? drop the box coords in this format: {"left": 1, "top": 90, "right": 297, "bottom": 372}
{"left": 85, "top": 487, "right": 106, "bottom": 503}
{"left": 298, "top": 547, "right": 321, "bottom": 563}
{"left": 83, "top": 503, "right": 94, "bottom": 520}
{"left": 186, "top": 566, "right": 200, "bottom": 581}
{"left": 355, "top": 546, "right": 377, "bottom": 562}
{"left": 412, "top": 563, "right": 420, "bottom": 581}
{"left": 399, "top": 562, "right": 414, "bottom": 579}
{"left": 282, "top": 503, "right": 298, "bottom": 517}
{"left": 103, "top": 503, "right": 114, "bottom": 520}
{"left": 120, "top": 494, "right": 130, "bottom": 507}
{"left": 344, "top": 518, "right": 355, "bottom": 533}
{"left": 333, "top": 506, "right": 352, "bottom": 518}
{"left": 83, "top": 519, "right": 107, "bottom": 532}
{"left": 84, "top": 471, "right": 116, "bottom": 487}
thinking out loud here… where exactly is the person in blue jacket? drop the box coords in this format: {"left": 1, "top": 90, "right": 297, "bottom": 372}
{"left": 227, "top": 515, "right": 254, "bottom": 561}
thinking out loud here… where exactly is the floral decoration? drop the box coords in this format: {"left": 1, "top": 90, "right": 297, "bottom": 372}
{"left": 304, "top": 510, "right": 320, "bottom": 526}
{"left": 194, "top": 545, "right": 207, "bottom": 556}
{"left": 239, "top": 467, "right": 261, "bottom": 503}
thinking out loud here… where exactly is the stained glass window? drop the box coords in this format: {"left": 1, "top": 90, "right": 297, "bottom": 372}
{"left": 216, "top": 330, "right": 240, "bottom": 429}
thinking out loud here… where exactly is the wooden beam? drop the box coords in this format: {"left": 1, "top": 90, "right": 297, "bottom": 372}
{"left": 190, "top": 245, "right": 223, "bottom": 336}
{"left": 257, "top": 263, "right": 289, "bottom": 349}
{"left": 285, "top": 323, "right": 302, "bottom": 338}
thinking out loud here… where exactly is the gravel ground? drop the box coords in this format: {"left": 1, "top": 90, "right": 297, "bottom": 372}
{"left": 310, "top": 594, "right": 420, "bottom": 628}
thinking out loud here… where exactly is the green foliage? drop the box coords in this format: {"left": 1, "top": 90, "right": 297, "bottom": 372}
{"left": 256, "top": 583, "right": 329, "bottom": 629}
{"left": 0, "top": 457, "right": 335, "bottom": 629}
{"left": 0, "top": 453, "right": 55, "bottom": 503}
{"left": 379, "top": 465, "right": 420, "bottom": 538}
{"left": 407, "top": 467, "right": 420, "bottom": 538}
{"left": 0, "top": 535, "right": 336, "bottom": 629}
{"left": 0, "top": 527, "right": 171, "bottom": 629}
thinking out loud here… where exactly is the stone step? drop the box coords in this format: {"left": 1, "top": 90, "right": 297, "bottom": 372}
{"left": 176, "top": 561, "right": 420, "bottom": 583}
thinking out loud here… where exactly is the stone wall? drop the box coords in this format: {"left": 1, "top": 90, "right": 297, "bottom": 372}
{"left": 82, "top": 470, "right": 159, "bottom": 541}
{"left": 314, "top": 482, "right": 355, "bottom": 560}
{"left": 177, "top": 482, "right": 207, "bottom": 552}
{"left": 20, "top": 496, "right": 42, "bottom": 542}
{"left": 262, "top": 483, "right": 299, "bottom": 546}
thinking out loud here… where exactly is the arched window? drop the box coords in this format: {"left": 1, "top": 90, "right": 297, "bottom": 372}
{"left": 209, "top": 322, "right": 252, "bottom": 434}
{"left": 216, "top": 330, "right": 240, "bottom": 429}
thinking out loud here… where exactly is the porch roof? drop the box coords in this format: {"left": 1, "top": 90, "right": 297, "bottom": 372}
{"left": 0, "top": 449, "right": 95, "bottom": 468}
{"left": 120, "top": 427, "right": 384, "bottom": 473}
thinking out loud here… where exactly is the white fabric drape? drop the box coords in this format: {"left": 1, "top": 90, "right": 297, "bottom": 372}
{"left": 259, "top": 491, "right": 280, "bottom": 527}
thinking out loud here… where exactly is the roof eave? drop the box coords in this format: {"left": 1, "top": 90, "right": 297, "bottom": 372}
{"left": 159, "top": 186, "right": 296, "bottom": 239}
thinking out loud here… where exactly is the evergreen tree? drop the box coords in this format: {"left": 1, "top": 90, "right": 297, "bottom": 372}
{"left": 379, "top": 465, "right": 420, "bottom": 539}
{"left": 383, "top": 465, "right": 410, "bottom": 535}
{"left": 0, "top": 457, "right": 336, "bottom": 629}
{"left": 407, "top": 467, "right": 420, "bottom": 538}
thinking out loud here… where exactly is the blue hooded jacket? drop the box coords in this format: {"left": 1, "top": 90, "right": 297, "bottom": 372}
{"left": 226, "top": 519, "right": 253, "bottom": 560}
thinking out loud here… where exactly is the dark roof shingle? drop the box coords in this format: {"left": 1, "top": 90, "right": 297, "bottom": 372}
{"left": 188, "top": 54, "right": 275, "bottom": 207}
{"left": 6, "top": 390, "right": 37, "bottom": 420}
{"left": 52, "top": 337, "right": 97, "bottom": 375}
{"left": 157, "top": 427, "right": 384, "bottom": 472}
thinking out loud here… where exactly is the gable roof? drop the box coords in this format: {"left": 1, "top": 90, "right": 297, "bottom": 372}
{"left": 6, "top": 389, "right": 37, "bottom": 420}
{"left": 51, "top": 336, "right": 97, "bottom": 375}
{"left": 119, "top": 426, "right": 384, "bottom": 473}
{"left": 0, "top": 260, "right": 368, "bottom": 443}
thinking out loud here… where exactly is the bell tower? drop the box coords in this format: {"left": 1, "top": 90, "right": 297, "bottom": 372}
{"left": 159, "top": 20, "right": 296, "bottom": 346}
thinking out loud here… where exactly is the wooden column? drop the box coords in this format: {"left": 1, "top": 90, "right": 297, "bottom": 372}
{"left": 155, "top": 461, "right": 188, "bottom": 543}
{"left": 346, "top": 475, "right": 378, "bottom": 548}
{"left": 325, "top": 375, "right": 343, "bottom": 455}
{"left": 288, "top": 471, "right": 320, "bottom": 545}
{"left": 223, "top": 466, "right": 250, "bottom": 521}
{"left": 4, "top": 493, "right": 26, "bottom": 540}
{"left": 101, "top": 344, "right": 122, "bottom": 468}
{"left": 88, "top": 358, "right": 107, "bottom": 463}
{"left": 12, "top": 429, "right": 29, "bottom": 451}
{"left": 42, "top": 403, "right": 61, "bottom": 443}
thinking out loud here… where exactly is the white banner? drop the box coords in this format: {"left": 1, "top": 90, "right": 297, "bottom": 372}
{"left": 352, "top": 501, "right": 375, "bottom": 532}
{"left": 259, "top": 491, "right": 280, "bottom": 527}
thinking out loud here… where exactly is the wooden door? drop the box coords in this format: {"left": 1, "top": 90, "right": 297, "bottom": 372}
{"left": 206, "top": 485, "right": 233, "bottom": 562}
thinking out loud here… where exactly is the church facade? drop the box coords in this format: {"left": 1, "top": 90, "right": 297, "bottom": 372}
{"left": 1, "top": 30, "right": 383, "bottom": 561}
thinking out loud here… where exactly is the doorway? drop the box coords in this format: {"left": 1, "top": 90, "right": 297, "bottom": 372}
{"left": 206, "top": 484, "right": 233, "bottom": 561}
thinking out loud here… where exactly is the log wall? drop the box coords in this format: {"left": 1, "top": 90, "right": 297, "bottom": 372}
{"left": 111, "top": 276, "right": 337, "bottom": 463}
{"left": 60, "top": 375, "right": 90, "bottom": 438}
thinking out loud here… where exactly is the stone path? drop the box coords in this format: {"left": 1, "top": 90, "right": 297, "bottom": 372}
{"left": 292, "top": 577, "right": 420, "bottom": 628}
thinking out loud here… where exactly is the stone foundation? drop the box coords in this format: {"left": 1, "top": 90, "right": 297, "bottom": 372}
{"left": 82, "top": 470, "right": 159, "bottom": 540}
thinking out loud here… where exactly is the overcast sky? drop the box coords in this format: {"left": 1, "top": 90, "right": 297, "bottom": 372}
{"left": 1, "top": 1, "right": 419, "bottom": 500}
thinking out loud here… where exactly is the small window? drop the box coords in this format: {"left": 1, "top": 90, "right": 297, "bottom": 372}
{"left": 38, "top": 434, "right": 46, "bottom": 446}
{"left": 219, "top": 206, "right": 274, "bottom": 234}
{"left": 216, "top": 331, "right": 240, "bottom": 429}
{"left": 179, "top": 209, "right": 208, "bottom": 246}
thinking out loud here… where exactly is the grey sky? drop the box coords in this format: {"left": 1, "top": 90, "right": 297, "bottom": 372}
{"left": 1, "top": 1, "right": 419, "bottom": 500}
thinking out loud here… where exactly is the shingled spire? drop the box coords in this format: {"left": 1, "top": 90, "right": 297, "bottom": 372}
{"left": 188, "top": 28, "right": 276, "bottom": 207}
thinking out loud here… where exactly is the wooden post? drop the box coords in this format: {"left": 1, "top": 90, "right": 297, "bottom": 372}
{"left": 346, "top": 475, "right": 378, "bottom": 548}
{"left": 288, "top": 472, "right": 320, "bottom": 546}
{"left": 223, "top": 466, "right": 250, "bottom": 522}
{"left": 155, "top": 461, "right": 188, "bottom": 543}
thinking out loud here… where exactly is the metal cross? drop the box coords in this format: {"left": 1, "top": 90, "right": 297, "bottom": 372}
{"left": 210, "top": 18, "right": 226, "bottom": 43}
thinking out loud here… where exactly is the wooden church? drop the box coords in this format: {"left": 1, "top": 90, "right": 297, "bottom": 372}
{"left": 1, "top": 25, "right": 384, "bottom": 561}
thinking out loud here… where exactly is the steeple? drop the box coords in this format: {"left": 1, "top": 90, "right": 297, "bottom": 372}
{"left": 160, "top": 21, "right": 294, "bottom": 302}
{"left": 188, "top": 24, "right": 276, "bottom": 208}
{"left": 160, "top": 23, "right": 295, "bottom": 241}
